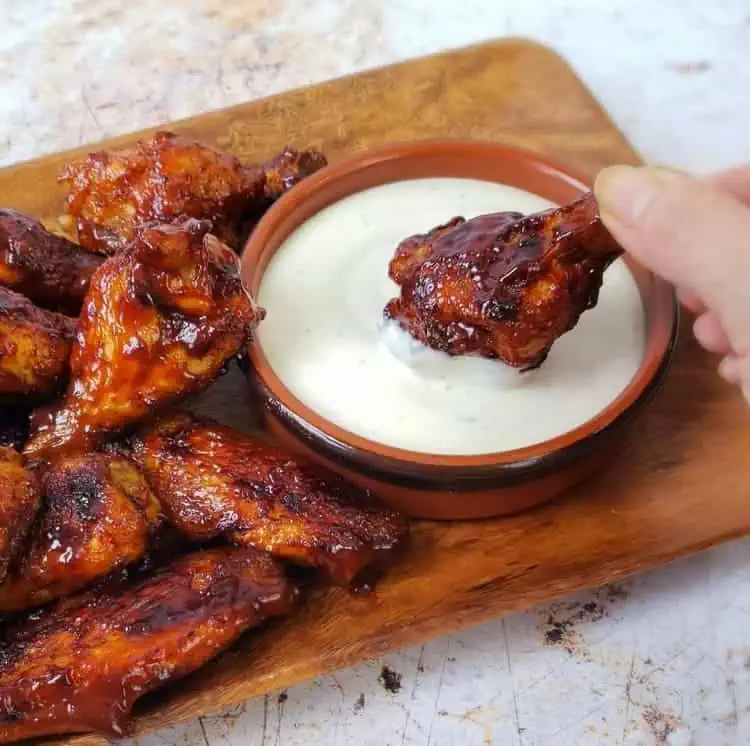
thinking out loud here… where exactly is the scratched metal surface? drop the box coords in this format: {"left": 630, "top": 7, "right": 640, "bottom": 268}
{"left": 3, "top": 1, "right": 750, "bottom": 744}
{"left": 125, "top": 549, "right": 750, "bottom": 745}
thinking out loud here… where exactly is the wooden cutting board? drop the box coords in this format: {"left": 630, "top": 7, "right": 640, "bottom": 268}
{"left": 3, "top": 39, "right": 749, "bottom": 746}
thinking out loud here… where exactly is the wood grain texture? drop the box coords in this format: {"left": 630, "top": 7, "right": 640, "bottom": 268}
{"left": 1, "top": 39, "right": 747, "bottom": 745}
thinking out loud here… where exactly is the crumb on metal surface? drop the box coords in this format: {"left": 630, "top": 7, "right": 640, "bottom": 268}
{"left": 378, "top": 665, "right": 402, "bottom": 694}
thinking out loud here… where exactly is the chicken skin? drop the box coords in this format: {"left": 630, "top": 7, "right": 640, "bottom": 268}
{"left": 0, "top": 447, "right": 40, "bottom": 585}
{"left": 384, "top": 193, "right": 623, "bottom": 370}
{"left": 0, "top": 287, "right": 75, "bottom": 401}
{"left": 119, "top": 412, "right": 408, "bottom": 589}
{"left": 25, "top": 219, "right": 262, "bottom": 459}
{"left": 60, "top": 130, "right": 327, "bottom": 254}
{"left": 0, "top": 453, "right": 162, "bottom": 613}
{"left": 0, "top": 209, "right": 103, "bottom": 314}
{"left": 0, "top": 546, "right": 297, "bottom": 743}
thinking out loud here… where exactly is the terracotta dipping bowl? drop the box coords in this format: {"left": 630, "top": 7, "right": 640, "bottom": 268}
{"left": 241, "top": 139, "right": 678, "bottom": 520}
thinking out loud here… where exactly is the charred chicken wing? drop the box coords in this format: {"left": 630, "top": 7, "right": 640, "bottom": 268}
{"left": 0, "top": 287, "right": 75, "bottom": 400}
{"left": 384, "top": 193, "right": 623, "bottom": 370}
{"left": 25, "top": 219, "right": 262, "bottom": 459}
{"left": 119, "top": 412, "right": 408, "bottom": 589}
{"left": 0, "top": 453, "right": 162, "bottom": 613}
{"left": 0, "top": 546, "right": 297, "bottom": 742}
{"left": 60, "top": 130, "right": 327, "bottom": 253}
{"left": 0, "top": 209, "right": 103, "bottom": 314}
{"left": 0, "top": 447, "right": 40, "bottom": 585}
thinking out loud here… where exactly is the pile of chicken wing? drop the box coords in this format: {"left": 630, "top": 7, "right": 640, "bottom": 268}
{"left": 0, "top": 133, "right": 408, "bottom": 744}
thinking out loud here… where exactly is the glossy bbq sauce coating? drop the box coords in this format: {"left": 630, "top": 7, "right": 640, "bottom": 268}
{"left": 0, "top": 286, "right": 76, "bottom": 401}
{"left": 60, "top": 130, "right": 327, "bottom": 254}
{"left": 385, "top": 194, "right": 623, "bottom": 369}
{"left": 0, "top": 546, "right": 298, "bottom": 743}
{"left": 0, "top": 453, "right": 162, "bottom": 613}
{"left": 119, "top": 412, "right": 409, "bottom": 590}
{"left": 24, "top": 218, "right": 262, "bottom": 460}
{"left": 0, "top": 447, "right": 39, "bottom": 585}
{"left": 0, "top": 209, "right": 103, "bottom": 315}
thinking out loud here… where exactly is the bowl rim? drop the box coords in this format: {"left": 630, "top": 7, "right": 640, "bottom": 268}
{"left": 242, "top": 138, "right": 679, "bottom": 476}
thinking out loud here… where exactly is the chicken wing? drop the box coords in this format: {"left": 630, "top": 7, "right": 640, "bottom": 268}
{"left": 0, "top": 453, "right": 162, "bottom": 613}
{"left": 384, "top": 193, "right": 623, "bottom": 370}
{"left": 259, "top": 145, "right": 328, "bottom": 202}
{"left": 59, "top": 130, "right": 327, "bottom": 254}
{"left": 0, "top": 447, "right": 39, "bottom": 585}
{"left": 25, "top": 219, "right": 262, "bottom": 459}
{"left": 0, "top": 546, "right": 297, "bottom": 742}
{"left": 0, "top": 209, "right": 103, "bottom": 314}
{"left": 239, "top": 145, "right": 330, "bottom": 237}
{"left": 0, "top": 287, "right": 75, "bottom": 401}
{"left": 118, "top": 412, "right": 408, "bottom": 589}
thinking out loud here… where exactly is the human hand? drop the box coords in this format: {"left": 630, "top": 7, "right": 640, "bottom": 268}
{"left": 593, "top": 164, "right": 750, "bottom": 401}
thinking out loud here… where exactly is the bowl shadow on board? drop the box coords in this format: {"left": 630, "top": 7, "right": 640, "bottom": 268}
{"left": 240, "top": 138, "right": 680, "bottom": 521}
{"left": 597, "top": 316, "right": 732, "bottom": 477}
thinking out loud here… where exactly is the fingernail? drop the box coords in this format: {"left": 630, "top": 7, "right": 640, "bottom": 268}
{"left": 594, "top": 165, "right": 680, "bottom": 226}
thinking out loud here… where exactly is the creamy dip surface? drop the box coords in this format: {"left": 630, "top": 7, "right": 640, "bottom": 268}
{"left": 257, "top": 178, "right": 646, "bottom": 455}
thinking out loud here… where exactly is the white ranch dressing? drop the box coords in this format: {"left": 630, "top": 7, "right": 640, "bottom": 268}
{"left": 257, "top": 178, "right": 645, "bottom": 455}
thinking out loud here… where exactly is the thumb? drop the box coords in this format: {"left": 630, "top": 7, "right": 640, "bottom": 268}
{"left": 593, "top": 165, "right": 750, "bottom": 356}
{"left": 710, "top": 164, "right": 750, "bottom": 206}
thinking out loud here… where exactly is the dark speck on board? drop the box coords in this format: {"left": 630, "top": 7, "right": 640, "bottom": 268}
{"left": 277, "top": 690, "right": 288, "bottom": 705}
{"left": 378, "top": 665, "right": 402, "bottom": 694}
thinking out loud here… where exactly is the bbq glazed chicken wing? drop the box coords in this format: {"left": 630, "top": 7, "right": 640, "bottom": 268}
{"left": 0, "top": 209, "right": 103, "bottom": 314}
{"left": 259, "top": 145, "right": 328, "bottom": 202}
{"left": 119, "top": 412, "right": 409, "bottom": 589}
{"left": 0, "top": 447, "right": 40, "bottom": 585}
{"left": 60, "top": 130, "right": 327, "bottom": 254}
{"left": 239, "top": 145, "right": 330, "bottom": 236}
{"left": 384, "top": 193, "right": 623, "bottom": 370}
{"left": 0, "top": 453, "right": 162, "bottom": 613}
{"left": 0, "top": 286, "right": 75, "bottom": 401}
{"left": 0, "top": 546, "right": 297, "bottom": 743}
{"left": 25, "top": 219, "right": 262, "bottom": 459}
